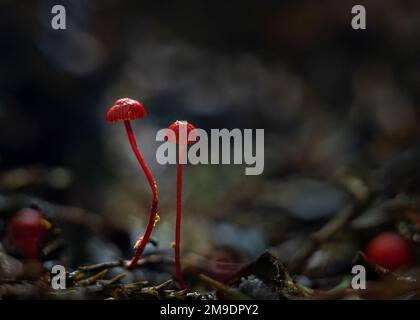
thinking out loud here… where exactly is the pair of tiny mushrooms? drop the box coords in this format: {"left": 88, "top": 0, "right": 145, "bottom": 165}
{"left": 106, "top": 98, "right": 197, "bottom": 289}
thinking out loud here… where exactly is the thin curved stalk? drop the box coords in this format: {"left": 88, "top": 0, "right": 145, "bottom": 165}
{"left": 124, "top": 120, "right": 159, "bottom": 269}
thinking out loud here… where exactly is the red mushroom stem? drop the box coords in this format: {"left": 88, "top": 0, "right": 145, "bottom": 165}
{"left": 166, "top": 120, "right": 196, "bottom": 288}
{"left": 124, "top": 120, "right": 158, "bottom": 269}
{"left": 175, "top": 142, "right": 186, "bottom": 289}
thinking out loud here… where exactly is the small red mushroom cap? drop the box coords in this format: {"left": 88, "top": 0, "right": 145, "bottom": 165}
{"left": 366, "top": 232, "right": 412, "bottom": 270}
{"left": 106, "top": 98, "right": 147, "bottom": 123}
{"left": 165, "top": 120, "right": 198, "bottom": 144}
{"left": 7, "top": 208, "right": 47, "bottom": 259}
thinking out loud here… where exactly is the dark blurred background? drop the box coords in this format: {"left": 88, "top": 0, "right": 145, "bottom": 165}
{"left": 1, "top": 0, "right": 420, "bottom": 275}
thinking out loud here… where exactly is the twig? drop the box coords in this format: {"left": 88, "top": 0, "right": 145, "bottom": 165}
{"left": 77, "top": 254, "right": 173, "bottom": 272}
{"left": 104, "top": 272, "right": 128, "bottom": 286}
{"left": 355, "top": 251, "right": 416, "bottom": 283}
{"left": 199, "top": 274, "right": 250, "bottom": 300}
{"left": 153, "top": 279, "right": 173, "bottom": 290}
{"left": 289, "top": 204, "right": 357, "bottom": 273}
{"left": 76, "top": 269, "right": 109, "bottom": 286}
{"left": 78, "top": 260, "right": 125, "bottom": 272}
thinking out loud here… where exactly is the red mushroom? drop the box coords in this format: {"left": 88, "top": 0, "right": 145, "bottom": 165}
{"left": 106, "top": 98, "right": 159, "bottom": 269}
{"left": 7, "top": 208, "right": 49, "bottom": 260}
{"left": 366, "top": 232, "right": 412, "bottom": 270}
{"left": 166, "top": 120, "right": 198, "bottom": 289}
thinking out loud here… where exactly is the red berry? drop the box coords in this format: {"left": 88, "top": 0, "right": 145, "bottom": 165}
{"left": 7, "top": 208, "right": 46, "bottom": 259}
{"left": 366, "top": 232, "right": 412, "bottom": 270}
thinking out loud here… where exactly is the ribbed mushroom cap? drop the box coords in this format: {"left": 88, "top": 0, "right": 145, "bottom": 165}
{"left": 106, "top": 98, "right": 147, "bottom": 123}
{"left": 166, "top": 120, "right": 198, "bottom": 144}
